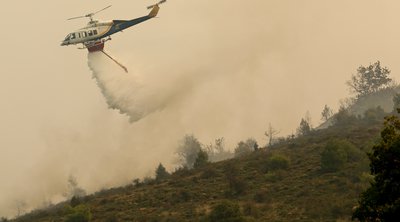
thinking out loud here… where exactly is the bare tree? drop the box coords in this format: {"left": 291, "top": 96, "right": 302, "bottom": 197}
{"left": 264, "top": 123, "right": 280, "bottom": 147}
{"left": 205, "top": 137, "right": 233, "bottom": 162}
{"left": 214, "top": 137, "right": 225, "bottom": 154}
{"left": 321, "top": 105, "right": 333, "bottom": 122}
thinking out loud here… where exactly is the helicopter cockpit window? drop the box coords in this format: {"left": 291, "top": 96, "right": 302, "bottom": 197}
{"left": 64, "top": 34, "right": 71, "bottom": 41}
{"left": 88, "top": 30, "right": 93, "bottom": 36}
{"left": 70, "top": 33, "right": 76, "bottom": 40}
{"left": 93, "top": 30, "right": 98, "bottom": 35}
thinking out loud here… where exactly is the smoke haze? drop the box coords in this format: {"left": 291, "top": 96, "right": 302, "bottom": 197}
{"left": 1, "top": 0, "right": 400, "bottom": 218}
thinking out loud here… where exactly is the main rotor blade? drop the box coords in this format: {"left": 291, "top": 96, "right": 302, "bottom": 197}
{"left": 67, "top": 5, "right": 111, "bottom": 21}
{"left": 67, "top": 15, "right": 87, "bottom": 20}
{"left": 93, "top": 5, "right": 112, "bottom": 16}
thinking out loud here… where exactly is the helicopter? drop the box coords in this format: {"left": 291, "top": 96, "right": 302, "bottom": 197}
{"left": 61, "top": 1, "right": 166, "bottom": 72}
{"left": 61, "top": 0, "right": 166, "bottom": 51}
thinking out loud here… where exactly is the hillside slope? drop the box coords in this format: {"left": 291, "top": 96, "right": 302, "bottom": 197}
{"left": 11, "top": 114, "right": 386, "bottom": 222}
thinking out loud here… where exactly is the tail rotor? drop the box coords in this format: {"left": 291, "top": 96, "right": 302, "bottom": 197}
{"left": 147, "top": 0, "right": 167, "bottom": 10}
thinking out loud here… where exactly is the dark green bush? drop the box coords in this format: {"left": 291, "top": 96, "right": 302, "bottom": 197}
{"left": 262, "top": 154, "right": 289, "bottom": 173}
{"left": 208, "top": 201, "right": 244, "bottom": 222}
{"left": 321, "top": 139, "right": 356, "bottom": 172}
{"left": 321, "top": 144, "right": 347, "bottom": 172}
{"left": 64, "top": 204, "right": 91, "bottom": 222}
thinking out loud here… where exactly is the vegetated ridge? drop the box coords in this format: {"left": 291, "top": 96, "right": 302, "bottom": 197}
{"left": 12, "top": 110, "right": 388, "bottom": 221}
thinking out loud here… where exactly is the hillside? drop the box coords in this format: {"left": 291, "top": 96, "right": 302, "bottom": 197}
{"left": 10, "top": 109, "right": 388, "bottom": 222}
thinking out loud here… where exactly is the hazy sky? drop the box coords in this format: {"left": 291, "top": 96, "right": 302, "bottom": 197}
{"left": 1, "top": 0, "right": 400, "bottom": 217}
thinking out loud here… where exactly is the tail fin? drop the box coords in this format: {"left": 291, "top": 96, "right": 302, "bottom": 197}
{"left": 148, "top": 4, "right": 160, "bottom": 18}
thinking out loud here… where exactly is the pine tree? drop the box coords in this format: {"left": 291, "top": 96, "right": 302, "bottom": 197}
{"left": 353, "top": 114, "right": 400, "bottom": 221}
{"left": 155, "top": 163, "right": 170, "bottom": 181}
{"left": 297, "top": 118, "right": 311, "bottom": 136}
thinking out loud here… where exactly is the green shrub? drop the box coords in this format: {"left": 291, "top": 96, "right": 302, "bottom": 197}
{"left": 262, "top": 154, "right": 289, "bottom": 173}
{"left": 266, "top": 155, "right": 289, "bottom": 171}
{"left": 208, "top": 201, "right": 244, "bottom": 222}
{"left": 64, "top": 204, "right": 91, "bottom": 222}
{"left": 321, "top": 139, "right": 355, "bottom": 172}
